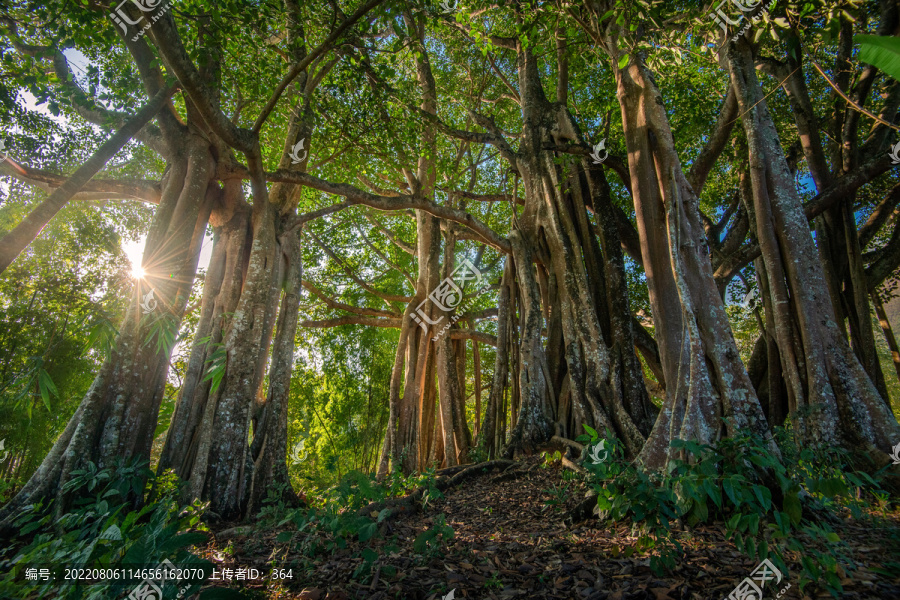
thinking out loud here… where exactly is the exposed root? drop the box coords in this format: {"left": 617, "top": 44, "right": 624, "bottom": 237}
{"left": 357, "top": 459, "right": 518, "bottom": 522}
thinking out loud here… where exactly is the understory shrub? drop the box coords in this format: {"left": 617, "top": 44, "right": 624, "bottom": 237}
{"left": 576, "top": 424, "right": 894, "bottom": 597}
{"left": 0, "top": 458, "right": 212, "bottom": 599}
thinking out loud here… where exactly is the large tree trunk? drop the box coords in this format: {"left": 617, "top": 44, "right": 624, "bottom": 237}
{"left": 190, "top": 164, "right": 279, "bottom": 520}
{"left": 434, "top": 235, "right": 473, "bottom": 466}
{"left": 502, "top": 43, "right": 657, "bottom": 459}
{"left": 0, "top": 136, "right": 215, "bottom": 528}
{"left": 377, "top": 11, "right": 474, "bottom": 475}
{"left": 165, "top": 68, "right": 314, "bottom": 517}
{"left": 246, "top": 227, "right": 304, "bottom": 516}
{"left": 726, "top": 40, "right": 900, "bottom": 460}
{"left": 504, "top": 230, "right": 555, "bottom": 455}
{"left": 158, "top": 181, "right": 251, "bottom": 481}
{"left": 610, "top": 51, "right": 775, "bottom": 469}
{"left": 479, "top": 261, "right": 513, "bottom": 458}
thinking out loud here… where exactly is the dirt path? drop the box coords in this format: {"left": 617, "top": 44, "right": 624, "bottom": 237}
{"left": 198, "top": 457, "right": 900, "bottom": 599}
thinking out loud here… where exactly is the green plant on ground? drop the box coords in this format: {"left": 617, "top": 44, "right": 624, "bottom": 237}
{"left": 408, "top": 466, "right": 444, "bottom": 507}
{"left": 0, "top": 457, "right": 212, "bottom": 600}
{"left": 580, "top": 425, "right": 890, "bottom": 597}
{"left": 413, "top": 513, "right": 455, "bottom": 558}
{"left": 542, "top": 482, "right": 570, "bottom": 512}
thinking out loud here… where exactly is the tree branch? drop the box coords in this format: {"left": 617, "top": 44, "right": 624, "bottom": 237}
{"left": 301, "top": 316, "right": 402, "bottom": 328}
{"left": 302, "top": 280, "right": 400, "bottom": 317}
{"left": 253, "top": 0, "right": 387, "bottom": 132}
{"left": 449, "top": 329, "right": 497, "bottom": 347}
{"left": 0, "top": 160, "right": 161, "bottom": 203}
{"left": 0, "top": 84, "right": 177, "bottom": 274}
{"left": 860, "top": 182, "right": 900, "bottom": 249}
{"left": 688, "top": 86, "right": 738, "bottom": 195}
{"left": 366, "top": 214, "right": 416, "bottom": 255}
{"left": 264, "top": 169, "right": 511, "bottom": 253}
{"left": 308, "top": 231, "right": 413, "bottom": 303}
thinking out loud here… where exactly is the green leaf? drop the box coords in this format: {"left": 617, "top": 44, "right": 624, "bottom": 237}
{"left": 784, "top": 492, "right": 802, "bottom": 525}
{"left": 358, "top": 522, "right": 378, "bottom": 542}
{"left": 856, "top": 35, "right": 900, "bottom": 82}
{"left": 202, "top": 344, "right": 228, "bottom": 394}
{"left": 36, "top": 368, "right": 58, "bottom": 410}
{"left": 276, "top": 531, "right": 293, "bottom": 543}
{"left": 413, "top": 530, "right": 437, "bottom": 553}
{"left": 723, "top": 478, "right": 741, "bottom": 508}
{"left": 361, "top": 548, "right": 378, "bottom": 563}
{"left": 98, "top": 524, "right": 122, "bottom": 541}
{"left": 726, "top": 514, "right": 741, "bottom": 531}
{"left": 703, "top": 478, "right": 722, "bottom": 509}
{"left": 618, "top": 54, "right": 629, "bottom": 70}
{"left": 752, "top": 485, "right": 772, "bottom": 512}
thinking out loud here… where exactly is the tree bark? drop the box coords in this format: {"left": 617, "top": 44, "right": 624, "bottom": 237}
{"left": 0, "top": 135, "right": 215, "bottom": 528}
{"left": 726, "top": 40, "right": 900, "bottom": 457}
{"left": 246, "top": 227, "right": 304, "bottom": 516}
{"left": 872, "top": 290, "right": 900, "bottom": 385}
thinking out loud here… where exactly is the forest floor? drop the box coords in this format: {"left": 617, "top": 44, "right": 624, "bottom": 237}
{"left": 195, "top": 456, "right": 900, "bottom": 600}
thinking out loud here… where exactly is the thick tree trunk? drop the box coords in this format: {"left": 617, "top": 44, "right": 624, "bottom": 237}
{"left": 612, "top": 55, "right": 775, "bottom": 469}
{"left": 0, "top": 137, "right": 215, "bottom": 528}
{"left": 377, "top": 210, "right": 444, "bottom": 476}
{"left": 158, "top": 181, "right": 251, "bottom": 480}
{"left": 502, "top": 44, "right": 657, "bottom": 459}
{"left": 197, "top": 189, "right": 277, "bottom": 518}
{"left": 246, "top": 227, "right": 303, "bottom": 516}
{"left": 480, "top": 261, "right": 512, "bottom": 459}
{"left": 727, "top": 41, "right": 900, "bottom": 457}
{"left": 377, "top": 12, "right": 476, "bottom": 475}
{"left": 503, "top": 231, "right": 555, "bottom": 456}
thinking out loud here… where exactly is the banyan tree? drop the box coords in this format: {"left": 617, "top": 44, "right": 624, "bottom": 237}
{"left": 1, "top": 0, "right": 899, "bottom": 529}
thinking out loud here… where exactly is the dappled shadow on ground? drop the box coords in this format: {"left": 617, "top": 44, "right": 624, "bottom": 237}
{"left": 197, "top": 457, "right": 900, "bottom": 599}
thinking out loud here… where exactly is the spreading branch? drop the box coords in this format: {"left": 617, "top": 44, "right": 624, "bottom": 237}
{"left": 0, "top": 160, "right": 161, "bottom": 203}
{"left": 0, "top": 84, "right": 177, "bottom": 274}
{"left": 301, "top": 316, "right": 402, "bottom": 328}
{"left": 302, "top": 280, "right": 400, "bottom": 317}
{"left": 308, "top": 231, "right": 413, "bottom": 304}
